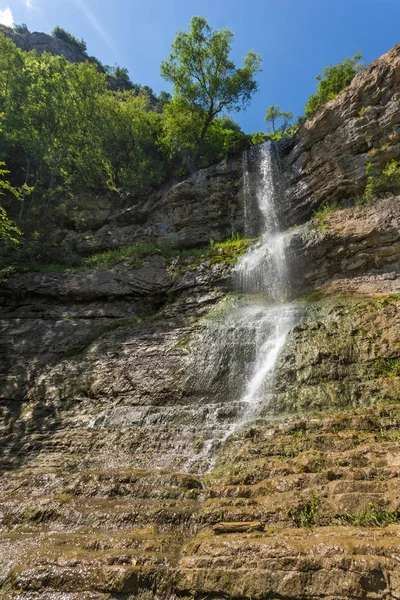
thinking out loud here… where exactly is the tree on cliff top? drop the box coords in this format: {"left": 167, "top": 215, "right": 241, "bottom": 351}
{"left": 305, "top": 51, "right": 363, "bottom": 117}
{"left": 160, "top": 16, "right": 261, "bottom": 140}
{"left": 264, "top": 105, "right": 293, "bottom": 138}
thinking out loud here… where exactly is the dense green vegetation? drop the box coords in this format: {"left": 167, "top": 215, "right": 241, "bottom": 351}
{"left": 305, "top": 51, "right": 363, "bottom": 116}
{"left": 0, "top": 18, "right": 263, "bottom": 260}
{"left": 0, "top": 163, "right": 23, "bottom": 245}
{"left": 363, "top": 159, "right": 400, "bottom": 202}
{"left": 0, "top": 16, "right": 372, "bottom": 274}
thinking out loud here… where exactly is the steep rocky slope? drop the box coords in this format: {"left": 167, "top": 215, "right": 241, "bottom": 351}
{"left": 284, "top": 41, "right": 400, "bottom": 225}
{"left": 0, "top": 24, "right": 91, "bottom": 63}
{"left": 0, "top": 43, "right": 399, "bottom": 600}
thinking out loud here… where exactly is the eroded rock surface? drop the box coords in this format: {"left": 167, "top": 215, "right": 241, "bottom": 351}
{"left": 61, "top": 156, "right": 245, "bottom": 255}
{"left": 283, "top": 42, "right": 400, "bottom": 225}
{"left": 1, "top": 42, "right": 400, "bottom": 600}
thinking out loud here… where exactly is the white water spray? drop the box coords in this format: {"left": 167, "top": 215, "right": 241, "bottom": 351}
{"left": 231, "top": 142, "right": 298, "bottom": 427}
{"left": 188, "top": 142, "right": 300, "bottom": 471}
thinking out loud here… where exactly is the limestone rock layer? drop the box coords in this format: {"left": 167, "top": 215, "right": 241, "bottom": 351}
{"left": 0, "top": 42, "right": 400, "bottom": 600}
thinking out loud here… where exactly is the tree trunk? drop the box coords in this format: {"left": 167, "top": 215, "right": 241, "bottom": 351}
{"left": 18, "top": 159, "right": 30, "bottom": 224}
{"left": 200, "top": 104, "right": 215, "bottom": 140}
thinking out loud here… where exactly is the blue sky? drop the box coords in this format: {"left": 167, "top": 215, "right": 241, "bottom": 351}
{"left": 1, "top": 0, "right": 399, "bottom": 133}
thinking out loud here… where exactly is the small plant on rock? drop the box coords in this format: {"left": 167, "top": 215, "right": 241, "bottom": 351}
{"left": 363, "top": 159, "right": 400, "bottom": 203}
{"left": 288, "top": 490, "right": 320, "bottom": 527}
{"left": 338, "top": 502, "right": 399, "bottom": 527}
{"left": 312, "top": 203, "right": 341, "bottom": 232}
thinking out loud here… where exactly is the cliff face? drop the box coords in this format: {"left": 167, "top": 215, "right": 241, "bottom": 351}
{"left": 61, "top": 156, "right": 245, "bottom": 255}
{"left": 283, "top": 42, "right": 400, "bottom": 225}
{"left": 0, "top": 24, "right": 92, "bottom": 63}
{"left": 0, "top": 44, "right": 400, "bottom": 600}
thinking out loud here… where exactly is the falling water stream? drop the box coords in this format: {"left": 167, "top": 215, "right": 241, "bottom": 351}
{"left": 237, "top": 145, "right": 298, "bottom": 399}
{"left": 224, "top": 141, "right": 299, "bottom": 436}
{"left": 188, "top": 141, "right": 301, "bottom": 471}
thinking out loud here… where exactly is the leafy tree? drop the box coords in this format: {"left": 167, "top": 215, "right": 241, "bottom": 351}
{"left": 264, "top": 104, "right": 293, "bottom": 137}
{"left": 0, "top": 162, "right": 28, "bottom": 245}
{"left": 157, "top": 90, "right": 172, "bottom": 107}
{"left": 305, "top": 52, "right": 363, "bottom": 117}
{"left": 162, "top": 97, "right": 246, "bottom": 170}
{"left": 98, "top": 91, "right": 165, "bottom": 190}
{"left": 104, "top": 65, "right": 134, "bottom": 89}
{"left": 160, "top": 16, "right": 261, "bottom": 140}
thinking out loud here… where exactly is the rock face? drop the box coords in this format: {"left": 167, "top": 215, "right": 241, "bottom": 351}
{"left": 283, "top": 42, "right": 400, "bottom": 225}
{"left": 287, "top": 194, "right": 400, "bottom": 296}
{"left": 0, "top": 42, "right": 400, "bottom": 600}
{"left": 0, "top": 23, "right": 96, "bottom": 63}
{"left": 62, "top": 156, "right": 245, "bottom": 255}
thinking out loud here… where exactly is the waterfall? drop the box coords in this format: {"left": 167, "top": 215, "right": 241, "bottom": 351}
{"left": 187, "top": 142, "right": 300, "bottom": 472}
{"left": 229, "top": 141, "right": 299, "bottom": 431}
{"left": 237, "top": 142, "right": 289, "bottom": 300}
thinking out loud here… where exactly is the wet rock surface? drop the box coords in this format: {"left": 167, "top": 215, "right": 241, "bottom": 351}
{"left": 284, "top": 195, "right": 400, "bottom": 300}
{"left": 1, "top": 43, "right": 400, "bottom": 600}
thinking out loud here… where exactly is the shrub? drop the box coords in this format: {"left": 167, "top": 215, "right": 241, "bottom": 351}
{"left": 363, "top": 159, "right": 400, "bottom": 203}
{"left": 289, "top": 490, "right": 320, "bottom": 527}
{"left": 52, "top": 26, "right": 87, "bottom": 54}
{"left": 312, "top": 203, "right": 341, "bottom": 232}
{"left": 338, "top": 503, "right": 399, "bottom": 527}
{"left": 14, "top": 23, "right": 29, "bottom": 34}
{"left": 104, "top": 65, "right": 134, "bottom": 89}
{"left": 305, "top": 52, "right": 363, "bottom": 117}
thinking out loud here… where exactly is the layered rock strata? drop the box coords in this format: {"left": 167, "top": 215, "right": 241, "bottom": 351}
{"left": 1, "top": 41, "right": 400, "bottom": 600}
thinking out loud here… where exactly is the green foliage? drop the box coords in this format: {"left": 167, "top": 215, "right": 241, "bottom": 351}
{"left": 0, "top": 26, "right": 259, "bottom": 268}
{"left": 312, "top": 203, "right": 341, "bottom": 232}
{"left": 104, "top": 64, "right": 134, "bottom": 89}
{"left": 264, "top": 104, "right": 293, "bottom": 138}
{"left": 363, "top": 159, "right": 400, "bottom": 203}
{"left": 160, "top": 16, "right": 261, "bottom": 143}
{"left": 162, "top": 97, "right": 247, "bottom": 169}
{"left": 8, "top": 233, "right": 255, "bottom": 276}
{"left": 289, "top": 491, "right": 320, "bottom": 527}
{"left": 338, "top": 503, "right": 399, "bottom": 527}
{"left": 51, "top": 26, "right": 87, "bottom": 54}
{"left": 305, "top": 52, "right": 362, "bottom": 117}
{"left": 13, "top": 23, "right": 29, "bottom": 34}
{"left": 98, "top": 91, "right": 166, "bottom": 190}
{"left": 0, "top": 204, "right": 21, "bottom": 246}
{"left": 372, "top": 357, "right": 400, "bottom": 378}
{"left": 248, "top": 132, "right": 267, "bottom": 145}
{"left": 0, "top": 30, "right": 252, "bottom": 218}
{"left": 0, "top": 35, "right": 171, "bottom": 207}
{"left": 209, "top": 233, "right": 255, "bottom": 264}
{"left": 158, "top": 90, "right": 172, "bottom": 107}
{"left": 0, "top": 160, "right": 31, "bottom": 246}
{"left": 82, "top": 242, "right": 167, "bottom": 270}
